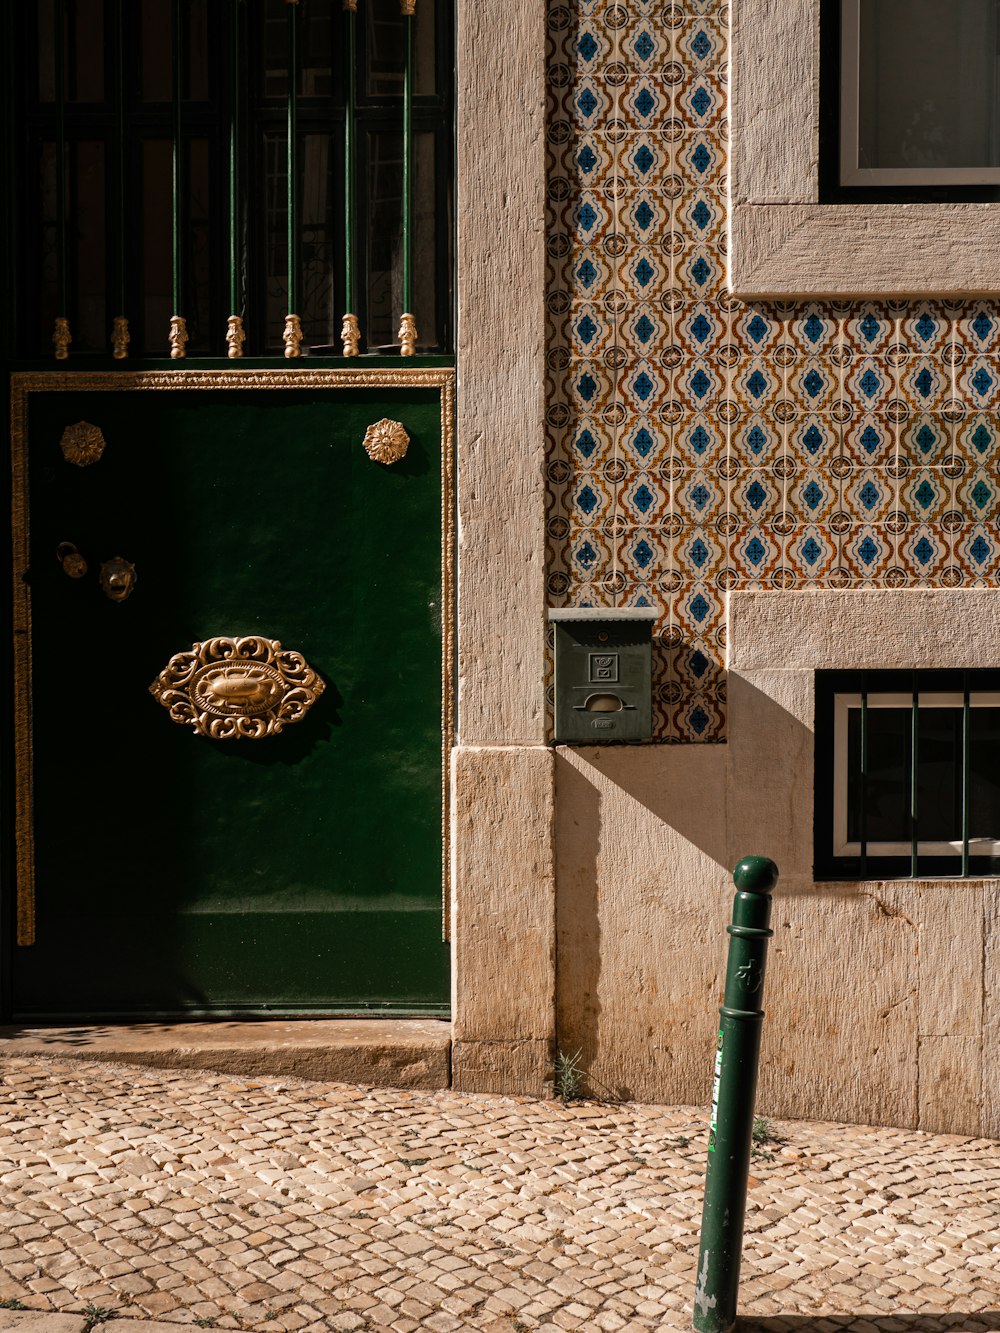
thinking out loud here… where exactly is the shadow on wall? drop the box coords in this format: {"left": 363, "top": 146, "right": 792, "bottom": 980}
{"left": 556, "top": 742, "right": 733, "bottom": 866}
{"left": 726, "top": 670, "right": 818, "bottom": 889}
{"left": 553, "top": 743, "right": 733, "bottom": 1103}
{"left": 554, "top": 754, "right": 604, "bottom": 1087}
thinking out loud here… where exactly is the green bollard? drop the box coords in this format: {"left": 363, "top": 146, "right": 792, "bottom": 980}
{"left": 693, "top": 855, "right": 779, "bottom": 1333}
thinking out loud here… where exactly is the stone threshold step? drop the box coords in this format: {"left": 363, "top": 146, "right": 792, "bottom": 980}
{"left": 1, "top": 1317, "right": 192, "bottom": 1333}
{"left": 0, "top": 1018, "right": 451, "bottom": 1090}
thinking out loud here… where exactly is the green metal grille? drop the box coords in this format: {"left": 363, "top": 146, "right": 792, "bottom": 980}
{"left": 6, "top": 0, "right": 454, "bottom": 360}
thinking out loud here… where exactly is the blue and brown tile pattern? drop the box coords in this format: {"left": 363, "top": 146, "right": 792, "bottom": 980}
{"left": 544, "top": 0, "right": 1000, "bottom": 741}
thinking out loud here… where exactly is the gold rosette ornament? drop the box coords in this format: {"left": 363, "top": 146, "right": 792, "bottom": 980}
{"left": 150, "top": 636, "right": 325, "bottom": 740}
{"left": 60, "top": 421, "right": 106, "bottom": 467}
{"left": 362, "top": 418, "right": 410, "bottom": 465}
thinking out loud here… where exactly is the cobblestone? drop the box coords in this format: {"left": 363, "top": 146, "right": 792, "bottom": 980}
{"left": 0, "top": 1057, "right": 998, "bottom": 1331}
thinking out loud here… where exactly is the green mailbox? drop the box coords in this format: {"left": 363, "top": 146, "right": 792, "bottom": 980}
{"left": 548, "top": 607, "right": 658, "bottom": 744}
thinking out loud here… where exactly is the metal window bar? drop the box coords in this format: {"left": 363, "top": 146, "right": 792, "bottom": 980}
{"left": 283, "top": 0, "right": 301, "bottom": 357}
{"left": 112, "top": 0, "right": 128, "bottom": 357}
{"left": 170, "top": 0, "right": 186, "bottom": 358}
{"left": 962, "top": 672, "right": 971, "bottom": 877}
{"left": 227, "top": 0, "right": 245, "bottom": 357}
{"left": 341, "top": 0, "right": 360, "bottom": 355}
{"left": 859, "top": 680, "right": 868, "bottom": 880}
{"left": 397, "top": 0, "right": 416, "bottom": 355}
{"left": 53, "top": 0, "right": 69, "bottom": 358}
{"left": 910, "top": 672, "right": 919, "bottom": 878}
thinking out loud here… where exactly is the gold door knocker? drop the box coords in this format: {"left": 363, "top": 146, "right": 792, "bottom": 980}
{"left": 100, "top": 556, "right": 137, "bottom": 602}
{"left": 150, "top": 636, "right": 325, "bottom": 739}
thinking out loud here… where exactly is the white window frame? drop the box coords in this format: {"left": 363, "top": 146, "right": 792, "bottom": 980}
{"left": 840, "top": 0, "right": 1000, "bottom": 188}
{"left": 832, "top": 691, "right": 1000, "bottom": 858}
{"left": 730, "top": 0, "right": 1000, "bottom": 297}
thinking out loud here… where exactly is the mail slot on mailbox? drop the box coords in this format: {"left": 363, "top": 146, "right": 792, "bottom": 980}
{"left": 548, "top": 607, "right": 658, "bottom": 743}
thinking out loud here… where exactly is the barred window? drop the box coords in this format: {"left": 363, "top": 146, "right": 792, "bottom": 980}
{"left": 815, "top": 669, "right": 1000, "bottom": 879}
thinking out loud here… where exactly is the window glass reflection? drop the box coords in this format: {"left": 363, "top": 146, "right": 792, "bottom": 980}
{"left": 858, "top": 0, "right": 1000, "bottom": 171}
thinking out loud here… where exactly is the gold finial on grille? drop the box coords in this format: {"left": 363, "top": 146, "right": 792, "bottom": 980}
{"left": 169, "top": 315, "right": 188, "bottom": 360}
{"left": 397, "top": 312, "right": 418, "bottom": 357}
{"left": 111, "top": 316, "right": 130, "bottom": 360}
{"left": 341, "top": 313, "right": 361, "bottom": 358}
{"left": 401, "top": 0, "right": 415, "bottom": 13}
{"left": 53, "top": 317, "right": 71, "bottom": 360}
{"left": 283, "top": 313, "right": 303, "bottom": 359}
{"left": 226, "top": 315, "right": 246, "bottom": 359}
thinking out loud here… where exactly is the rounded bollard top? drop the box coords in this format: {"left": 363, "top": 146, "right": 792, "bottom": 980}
{"left": 733, "top": 855, "right": 779, "bottom": 894}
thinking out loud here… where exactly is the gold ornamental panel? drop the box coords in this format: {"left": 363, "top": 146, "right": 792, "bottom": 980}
{"left": 150, "top": 635, "right": 326, "bottom": 739}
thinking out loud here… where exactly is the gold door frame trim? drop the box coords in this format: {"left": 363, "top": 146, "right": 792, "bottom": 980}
{"left": 9, "top": 367, "right": 456, "bottom": 947}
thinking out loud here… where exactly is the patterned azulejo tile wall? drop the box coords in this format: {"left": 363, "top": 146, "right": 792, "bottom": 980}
{"left": 544, "top": 0, "right": 1000, "bottom": 742}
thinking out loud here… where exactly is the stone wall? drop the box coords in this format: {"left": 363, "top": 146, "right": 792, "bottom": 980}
{"left": 538, "top": 0, "right": 1000, "bottom": 1135}
{"left": 451, "top": 0, "right": 1000, "bottom": 1135}
{"left": 545, "top": 0, "right": 1000, "bottom": 740}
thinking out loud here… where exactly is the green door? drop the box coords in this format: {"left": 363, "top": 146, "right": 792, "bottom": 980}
{"left": 11, "top": 371, "right": 452, "bottom": 1019}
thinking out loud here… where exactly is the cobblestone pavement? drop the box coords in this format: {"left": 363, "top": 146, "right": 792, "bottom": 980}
{"left": 0, "top": 1057, "right": 998, "bottom": 1333}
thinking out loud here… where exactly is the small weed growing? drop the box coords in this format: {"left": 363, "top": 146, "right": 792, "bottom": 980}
{"left": 751, "top": 1116, "right": 783, "bottom": 1163}
{"left": 553, "top": 1048, "right": 585, "bottom": 1103}
{"left": 0, "top": 1300, "right": 26, "bottom": 1311}
{"left": 193, "top": 1319, "right": 217, "bottom": 1328}
{"left": 82, "top": 1303, "right": 118, "bottom": 1330}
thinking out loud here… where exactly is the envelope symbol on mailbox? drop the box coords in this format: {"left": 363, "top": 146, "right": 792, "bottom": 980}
{"left": 590, "top": 653, "right": 619, "bottom": 683}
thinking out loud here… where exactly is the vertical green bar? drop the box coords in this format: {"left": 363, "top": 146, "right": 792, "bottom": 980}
{"left": 693, "top": 856, "right": 778, "bottom": 1333}
{"left": 859, "top": 685, "right": 868, "bottom": 879}
{"left": 171, "top": 0, "right": 182, "bottom": 314}
{"left": 401, "top": 6, "right": 413, "bottom": 316}
{"left": 1, "top": 0, "right": 16, "bottom": 356}
{"left": 343, "top": 2, "right": 356, "bottom": 314}
{"left": 113, "top": 0, "right": 125, "bottom": 315}
{"left": 962, "top": 675, "right": 971, "bottom": 877}
{"left": 910, "top": 674, "right": 919, "bottom": 878}
{"left": 287, "top": 0, "right": 299, "bottom": 314}
{"left": 229, "top": 0, "right": 240, "bottom": 315}
{"left": 55, "top": 0, "right": 67, "bottom": 315}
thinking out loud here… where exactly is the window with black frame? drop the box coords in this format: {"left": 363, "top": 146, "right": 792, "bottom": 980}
{"left": 6, "top": 0, "right": 454, "bottom": 360}
{"left": 815, "top": 669, "right": 1000, "bottom": 880}
{"left": 821, "top": 0, "right": 1000, "bottom": 202}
